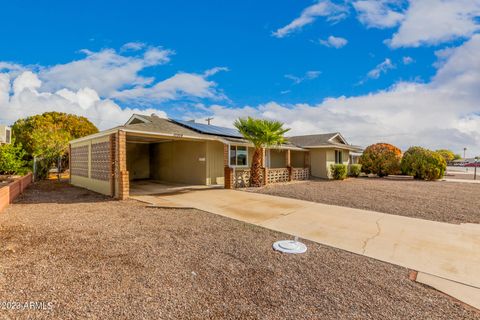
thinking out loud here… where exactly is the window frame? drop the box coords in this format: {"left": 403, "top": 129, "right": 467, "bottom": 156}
{"left": 335, "top": 150, "right": 343, "bottom": 164}
{"left": 229, "top": 145, "right": 249, "bottom": 167}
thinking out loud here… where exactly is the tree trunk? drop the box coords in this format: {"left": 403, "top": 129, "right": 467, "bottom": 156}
{"left": 250, "top": 147, "right": 263, "bottom": 187}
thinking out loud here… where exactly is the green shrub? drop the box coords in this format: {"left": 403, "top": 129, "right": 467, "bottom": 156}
{"left": 359, "top": 143, "right": 401, "bottom": 177}
{"left": 348, "top": 164, "right": 361, "bottom": 177}
{"left": 435, "top": 149, "right": 455, "bottom": 163}
{"left": 401, "top": 147, "right": 446, "bottom": 180}
{"left": 330, "top": 164, "right": 348, "bottom": 180}
{"left": 0, "top": 141, "right": 27, "bottom": 175}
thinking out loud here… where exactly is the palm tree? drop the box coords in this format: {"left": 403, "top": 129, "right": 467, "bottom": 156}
{"left": 234, "top": 117, "right": 290, "bottom": 187}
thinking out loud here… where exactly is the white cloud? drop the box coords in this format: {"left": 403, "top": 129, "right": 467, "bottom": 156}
{"left": 0, "top": 44, "right": 228, "bottom": 129}
{"left": 285, "top": 70, "right": 321, "bottom": 84}
{"left": 319, "top": 35, "right": 348, "bottom": 48}
{"left": 203, "top": 66, "right": 229, "bottom": 77}
{"left": 39, "top": 46, "right": 173, "bottom": 96}
{"left": 112, "top": 71, "right": 226, "bottom": 104}
{"left": 353, "top": 0, "right": 405, "bottom": 28}
{"left": 402, "top": 56, "right": 414, "bottom": 65}
{"left": 366, "top": 58, "right": 395, "bottom": 79}
{"left": 121, "top": 42, "right": 146, "bottom": 51}
{"left": 12, "top": 71, "right": 41, "bottom": 95}
{"left": 273, "top": 0, "right": 348, "bottom": 38}
{"left": 201, "top": 36, "right": 480, "bottom": 155}
{"left": 0, "top": 62, "right": 25, "bottom": 74}
{"left": 389, "top": 0, "right": 480, "bottom": 48}
{"left": 0, "top": 71, "right": 168, "bottom": 129}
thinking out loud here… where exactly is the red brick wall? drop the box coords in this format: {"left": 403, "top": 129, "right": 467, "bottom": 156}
{"left": 116, "top": 130, "right": 129, "bottom": 200}
{"left": 0, "top": 173, "right": 33, "bottom": 213}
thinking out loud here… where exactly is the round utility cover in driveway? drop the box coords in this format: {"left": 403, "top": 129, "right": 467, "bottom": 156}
{"left": 273, "top": 240, "right": 307, "bottom": 254}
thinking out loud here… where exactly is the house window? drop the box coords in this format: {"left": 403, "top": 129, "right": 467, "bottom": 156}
{"left": 335, "top": 150, "right": 343, "bottom": 164}
{"left": 5, "top": 129, "right": 10, "bottom": 144}
{"left": 230, "top": 145, "right": 248, "bottom": 166}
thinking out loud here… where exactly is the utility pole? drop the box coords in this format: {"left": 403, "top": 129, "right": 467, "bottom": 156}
{"left": 205, "top": 117, "right": 214, "bottom": 125}
{"left": 463, "top": 147, "right": 467, "bottom": 159}
{"left": 475, "top": 158, "right": 478, "bottom": 181}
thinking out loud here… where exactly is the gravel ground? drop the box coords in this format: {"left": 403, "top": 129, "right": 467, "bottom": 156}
{"left": 0, "top": 181, "right": 478, "bottom": 319}
{"left": 249, "top": 177, "right": 480, "bottom": 224}
{"left": 445, "top": 172, "right": 480, "bottom": 181}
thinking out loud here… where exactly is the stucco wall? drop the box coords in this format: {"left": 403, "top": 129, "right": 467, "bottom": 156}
{"left": 310, "top": 149, "right": 350, "bottom": 179}
{"left": 150, "top": 140, "right": 207, "bottom": 185}
{"left": 310, "top": 149, "right": 328, "bottom": 178}
{"left": 206, "top": 141, "right": 224, "bottom": 185}
{"left": 70, "top": 135, "right": 111, "bottom": 195}
{"left": 269, "top": 149, "right": 286, "bottom": 168}
{"left": 291, "top": 151, "right": 306, "bottom": 168}
{"left": 126, "top": 143, "right": 150, "bottom": 180}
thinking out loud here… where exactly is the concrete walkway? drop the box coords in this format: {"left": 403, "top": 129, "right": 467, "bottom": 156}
{"left": 132, "top": 189, "right": 480, "bottom": 308}
{"left": 443, "top": 178, "right": 480, "bottom": 184}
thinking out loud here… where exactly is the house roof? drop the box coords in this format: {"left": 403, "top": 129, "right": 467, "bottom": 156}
{"left": 288, "top": 133, "right": 342, "bottom": 147}
{"left": 123, "top": 115, "right": 213, "bottom": 139}
{"left": 71, "top": 114, "right": 361, "bottom": 152}
{"left": 288, "top": 133, "right": 362, "bottom": 151}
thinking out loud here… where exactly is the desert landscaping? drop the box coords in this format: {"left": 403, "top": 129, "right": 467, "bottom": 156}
{"left": 249, "top": 177, "right": 480, "bottom": 224}
{"left": 0, "top": 180, "right": 478, "bottom": 319}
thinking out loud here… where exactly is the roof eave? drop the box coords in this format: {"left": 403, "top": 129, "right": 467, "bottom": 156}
{"left": 303, "top": 144, "right": 363, "bottom": 151}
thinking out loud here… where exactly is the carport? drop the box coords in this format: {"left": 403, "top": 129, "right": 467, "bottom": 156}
{"left": 126, "top": 132, "right": 224, "bottom": 196}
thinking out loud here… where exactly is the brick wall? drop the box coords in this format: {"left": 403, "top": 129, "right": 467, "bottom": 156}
{"left": 224, "top": 166, "right": 233, "bottom": 189}
{"left": 116, "top": 130, "right": 129, "bottom": 200}
{"left": 0, "top": 173, "right": 33, "bottom": 213}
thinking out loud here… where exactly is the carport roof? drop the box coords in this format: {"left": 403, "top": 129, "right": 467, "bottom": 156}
{"left": 121, "top": 114, "right": 306, "bottom": 150}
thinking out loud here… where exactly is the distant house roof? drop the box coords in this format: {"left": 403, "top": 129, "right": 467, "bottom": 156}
{"left": 288, "top": 133, "right": 362, "bottom": 151}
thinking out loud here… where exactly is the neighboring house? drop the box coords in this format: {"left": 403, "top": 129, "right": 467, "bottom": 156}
{"left": 451, "top": 158, "right": 479, "bottom": 166}
{"left": 0, "top": 125, "right": 12, "bottom": 145}
{"left": 69, "top": 114, "right": 362, "bottom": 199}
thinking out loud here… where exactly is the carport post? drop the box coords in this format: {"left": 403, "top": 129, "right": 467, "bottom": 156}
{"left": 116, "top": 130, "right": 129, "bottom": 199}
{"left": 224, "top": 144, "right": 233, "bottom": 189}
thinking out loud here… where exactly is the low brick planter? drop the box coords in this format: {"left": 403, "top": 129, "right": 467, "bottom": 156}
{"left": 0, "top": 173, "right": 33, "bottom": 213}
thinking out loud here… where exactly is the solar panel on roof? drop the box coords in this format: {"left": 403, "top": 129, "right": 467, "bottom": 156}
{"left": 171, "top": 119, "right": 244, "bottom": 138}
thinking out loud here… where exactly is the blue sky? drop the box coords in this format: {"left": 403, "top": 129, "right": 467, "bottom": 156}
{"left": 1, "top": 0, "right": 480, "bottom": 155}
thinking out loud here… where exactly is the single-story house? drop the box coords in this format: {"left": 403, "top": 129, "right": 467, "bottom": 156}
{"left": 69, "top": 114, "right": 362, "bottom": 199}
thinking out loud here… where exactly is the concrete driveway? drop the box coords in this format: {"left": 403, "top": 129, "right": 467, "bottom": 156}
{"left": 132, "top": 189, "right": 480, "bottom": 308}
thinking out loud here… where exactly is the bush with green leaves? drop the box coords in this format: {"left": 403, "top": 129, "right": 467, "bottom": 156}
{"left": 0, "top": 141, "right": 28, "bottom": 175}
{"left": 330, "top": 164, "right": 348, "bottom": 180}
{"left": 435, "top": 149, "right": 456, "bottom": 163}
{"left": 348, "top": 164, "right": 361, "bottom": 177}
{"left": 359, "top": 143, "right": 402, "bottom": 177}
{"left": 12, "top": 112, "right": 98, "bottom": 180}
{"left": 401, "top": 147, "right": 446, "bottom": 180}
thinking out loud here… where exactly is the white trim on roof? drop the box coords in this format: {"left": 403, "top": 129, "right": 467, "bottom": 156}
{"left": 69, "top": 128, "right": 118, "bottom": 144}
{"left": 125, "top": 114, "right": 151, "bottom": 125}
{"left": 328, "top": 133, "right": 348, "bottom": 145}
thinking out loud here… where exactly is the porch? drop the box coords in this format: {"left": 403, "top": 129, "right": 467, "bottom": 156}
{"left": 225, "top": 147, "right": 310, "bottom": 188}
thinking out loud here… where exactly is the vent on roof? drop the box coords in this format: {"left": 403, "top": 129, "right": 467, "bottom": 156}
{"left": 171, "top": 119, "right": 243, "bottom": 138}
